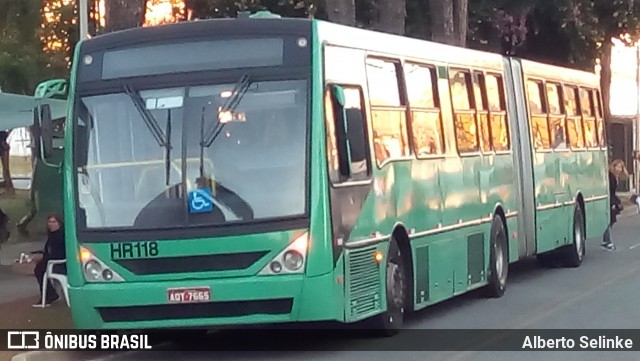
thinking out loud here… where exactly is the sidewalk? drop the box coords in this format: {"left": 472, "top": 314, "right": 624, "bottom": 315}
{"left": 0, "top": 241, "right": 75, "bottom": 361}
{"left": 0, "top": 284, "right": 75, "bottom": 361}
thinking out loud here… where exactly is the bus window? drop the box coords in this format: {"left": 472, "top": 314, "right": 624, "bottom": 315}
{"left": 450, "top": 69, "right": 479, "bottom": 153}
{"left": 486, "top": 73, "right": 510, "bottom": 151}
{"left": 564, "top": 86, "right": 579, "bottom": 117}
{"left": 473, "top": 72, "right": 491, "bottom": 153}
{"left": 404, "top": 63, "right": 444, "bottom": 156}
{"left": 594, "top": 90, "right": 605, "bottom": 147}
{"left": 366, "top": 57, "right": 409, "bottom": 165}
{"left": 450, "top": 70, "right": 472, "bottom": 110}
{"left": 325, "top": 85, "right": 370, "bottom": 183}
{"left": 546, "top": 82, "right": 566, "bottom": 149}
{"left": 527, "top": 79, "right": 550, "bottom": 150}
{"left": 546, "top": 83, "right": 562, "bottom": 115}
{"left": 579, "top": 88, "right": 597, "bottom": 148}
{"left": 366, "top": 58, "right": 402, "bottom": 107}
{"left": 405, "top": 63, "right": 436, "bottom": 108}
{"left": 565, "top": 85, "right": 584, "bottom": 149}
{"left": 579, "top": 88, "right": 594, "bottom": 116}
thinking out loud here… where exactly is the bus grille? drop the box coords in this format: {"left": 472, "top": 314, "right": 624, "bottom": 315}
{"left": 346, "top": 246, "right": 382, "bottom": 322}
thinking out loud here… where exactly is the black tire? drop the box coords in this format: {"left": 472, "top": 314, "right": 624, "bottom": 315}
{"left": 368, "top": 238, "right": 407, "bottom": 337}
{"left": 484, "top": 216, "right": 508, "bottom": 298}
{"left": 561, "top": 205, "right": 585, "bottom": 268}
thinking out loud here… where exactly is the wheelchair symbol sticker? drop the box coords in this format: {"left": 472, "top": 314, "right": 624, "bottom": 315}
{"left": 188, "top": 188, "right": 213, "bottom": 214}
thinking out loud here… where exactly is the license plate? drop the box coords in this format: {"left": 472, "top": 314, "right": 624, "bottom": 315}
{"left": 167, "top": 287, "right": 211, "bottom": 304}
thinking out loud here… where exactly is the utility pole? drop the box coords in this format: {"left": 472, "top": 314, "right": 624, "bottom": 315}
{"left": 631, "top": 41, "right": 640, "bottom": 193}
{"left": 79, "top": 0, "right": 89, "bottom": 40}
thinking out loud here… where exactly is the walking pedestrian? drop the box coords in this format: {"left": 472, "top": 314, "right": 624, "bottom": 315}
{"left": 602, "top": 159, "right": 627, "bottom": 251}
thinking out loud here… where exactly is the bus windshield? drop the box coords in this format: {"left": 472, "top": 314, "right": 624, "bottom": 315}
{"left": 75, "top": 79, "right": 308, "bottom": 231}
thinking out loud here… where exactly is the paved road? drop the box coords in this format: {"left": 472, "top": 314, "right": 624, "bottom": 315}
{"left": 85, "top": 214, "right": 640, "bottom": 361}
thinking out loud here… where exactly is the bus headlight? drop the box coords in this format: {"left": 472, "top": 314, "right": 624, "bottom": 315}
{"left": 259, "top": 232, "right": 309, "bottom": 275}
{"left": 79, "top": 247, "right": 125, "bottom": 283}
{"left": 84, "top": 260, "right": 102, "bottom": 280}
{"left": 283, "top": 251, "right": 304, "bottom": 271}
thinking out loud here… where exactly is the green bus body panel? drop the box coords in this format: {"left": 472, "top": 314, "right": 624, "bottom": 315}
{"left": 69, "top": 271, "right": 339, "bottom": 329}
{"left": 60, "top": 18, "right": 610, "bottom": 329}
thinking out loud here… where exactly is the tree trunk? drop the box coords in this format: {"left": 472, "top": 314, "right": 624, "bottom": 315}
{"left": 324, "top": 0, "right": 356, "bottom": 26}
{"left": 452, "top": 0, "right": 468, "bottom": 47}
{"left": 104, "top": 0, "right": 147, "bottom": 33}
{"left": 371, "top": 0, "right": 406, "bottom": 35}
{"left": 600, "top": 40, "right": 613, "bottom": 124}
{"left": 1, "top": 151, "right": 14, "bottom": 195}
{"left": 429, "top": 0, "right": 455, "bottom": 45}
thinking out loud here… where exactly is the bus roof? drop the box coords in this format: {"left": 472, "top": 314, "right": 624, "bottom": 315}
{"left": 315, "top": 20, "right": 505, "bottom": 71}
{"left": 520, "top": 59, "right": 600, "bottom": 88}
{"left": 315, "top": 20, "right": 600, "bottom": 82}
{"left": 78, "top": 17, "right": 312, "bottom": 53}
{"left": 76, "top": 15, "right": 598, "bottom": 86}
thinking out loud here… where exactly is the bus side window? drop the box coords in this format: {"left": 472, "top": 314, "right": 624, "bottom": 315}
{"left": 472, "top": 71, "right": 492, "bottom": 153}
{"left": 579, "top": 87, "right": 597, "bottom": 148}
{"left": 404, "top": 62, "right": 445, "bottom": 156}
{"left": 546, "top": 82, "right": 566, "bottom": 149}
{"left": 366, "top": 57, "right": 410, "bottom": 165}
{"left": 324, "top": 85, "right": 370, "bottom": 183}
{"left": 486, "top": 73, "right": 510, "bottom": 151}
{"left": 594, "top": 89, "right": 605, "bottom": 147}
{"left": 565, "top": 85, "right": 585, "bottom": 149}
{"left": 527, "top": 79, "right": 551, "bottom": 150}
{"left": 449, "top": 69, "right": 479, "bottom": 153}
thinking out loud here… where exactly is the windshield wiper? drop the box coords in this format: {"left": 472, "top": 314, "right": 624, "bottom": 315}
{"left": 201, "top": 74, "right": 251, "bottom": 148}
{"left": 198, "top": 74, "right": 251, "bottom": 185}
{"left": 124, "top": 84, "right": 173, "bottom": 187}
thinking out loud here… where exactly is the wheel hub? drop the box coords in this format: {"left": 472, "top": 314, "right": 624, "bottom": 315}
{"left": 387, "top": 262, "right": 405, "bottom": 310}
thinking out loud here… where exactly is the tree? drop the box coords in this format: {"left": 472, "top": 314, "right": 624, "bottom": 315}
{"left": 41, "top": 0, "right": 80, "bottom": 75}
{"left": 369, "top": 0, "right": 406, "bottom": 35}
{"left": 453, "top": 0, "right": 468, "bottom": 46}
{"left": 428, "top": 0, "right": 468, "bottom": 46}
{"left": 428, "top": 0, "right": 454, "bottom": 44}
{"left": 324, "top": 0, "right": 356, "bottom": 26}
{"left": 103, "top": 0, "right": 148, "bottom": 33}
{"left": 565, "top": 0, "right": 640, "bottom": 125}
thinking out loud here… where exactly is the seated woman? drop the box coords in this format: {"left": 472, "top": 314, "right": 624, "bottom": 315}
{"left": 32, "top": 213, "right": 66, "bottom": 306}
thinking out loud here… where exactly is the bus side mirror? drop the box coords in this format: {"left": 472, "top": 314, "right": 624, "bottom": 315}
{"left": 40, "top": 104, "right": 53, "bottom": 159}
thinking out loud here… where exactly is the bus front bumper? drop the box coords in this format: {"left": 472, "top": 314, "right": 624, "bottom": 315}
{"left": 68, "top": 272, "right": 342, "bottom": 329}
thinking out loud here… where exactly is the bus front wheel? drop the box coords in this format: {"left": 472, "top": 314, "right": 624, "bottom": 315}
{"left": 369, "top": 237, "right": 406, "bottom": 337}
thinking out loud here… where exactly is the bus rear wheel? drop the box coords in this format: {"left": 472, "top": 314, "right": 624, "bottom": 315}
{"left": 561, "top": 205, "right": 585, "bottom": 268}
{"left": 484, "top": 216, "right": 508, "bottom": 298}
{"left": 369, "top": 237, "right": 406, "bottom": 337}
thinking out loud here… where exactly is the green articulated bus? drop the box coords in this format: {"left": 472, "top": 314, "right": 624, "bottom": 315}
{"left": 43, "top": 12, "right": 609, "bottom": 333}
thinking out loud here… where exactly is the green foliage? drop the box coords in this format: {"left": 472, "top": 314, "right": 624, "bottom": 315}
{"left": 0, "top": 0, "right": 49, "bottom": 94}
{"left": 469, "top": 0, "right": 640, "bottom": 70}
{"left": 41, "top": 1, "right": 79, "bottom": 77}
